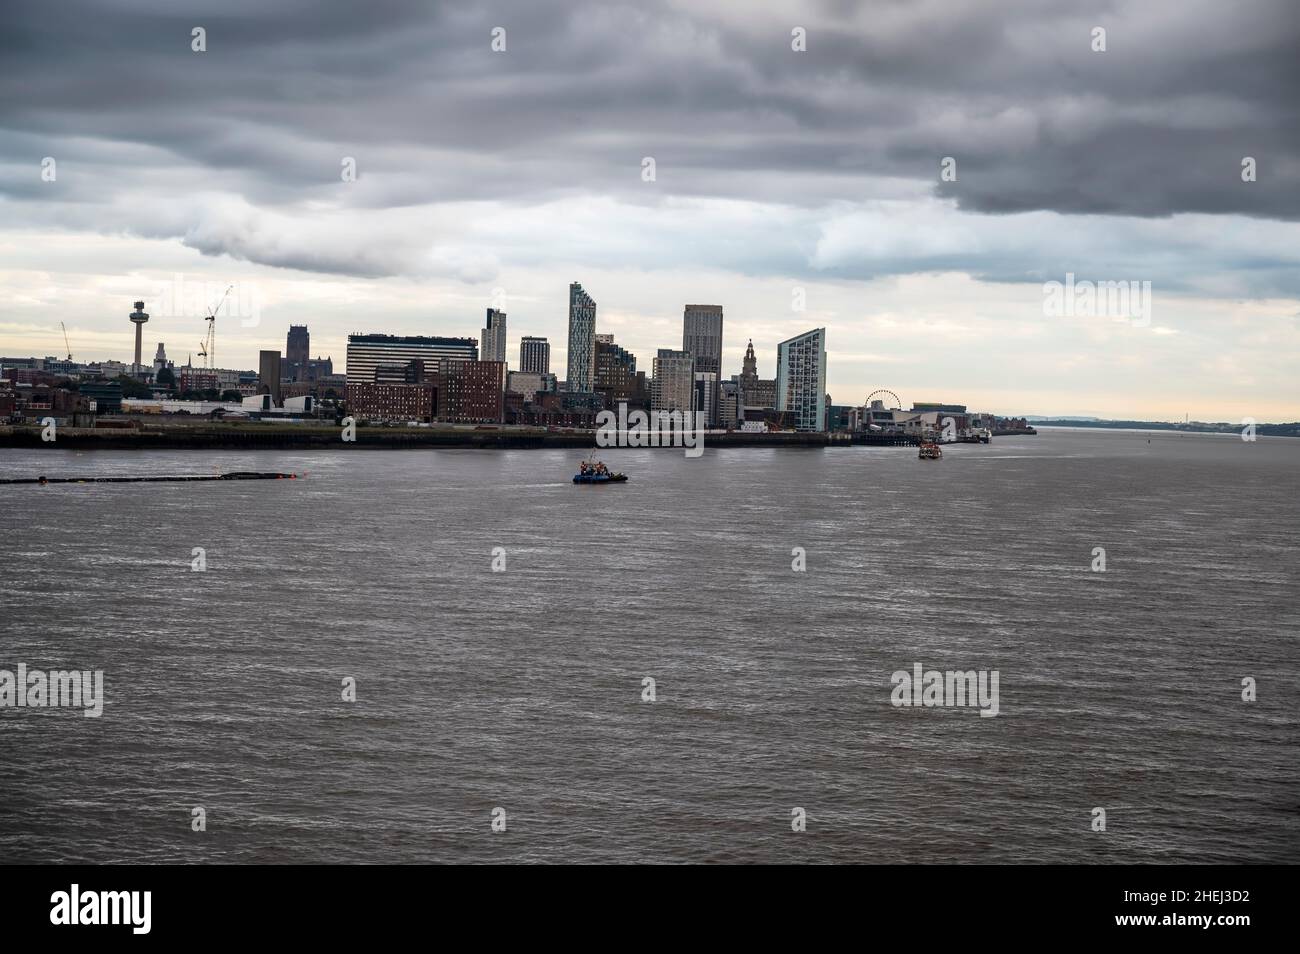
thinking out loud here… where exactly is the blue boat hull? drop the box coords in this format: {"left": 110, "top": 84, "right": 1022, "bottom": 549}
{"left": 573, "top": 474, "right": 627, "bottom": 483}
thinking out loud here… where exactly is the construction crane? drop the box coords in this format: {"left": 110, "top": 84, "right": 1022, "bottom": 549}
{"left": 60, "top": 321, "right": 73, "bottom": 361}
{"left": 201, "top": 284, "right": 234, "bottom": 370}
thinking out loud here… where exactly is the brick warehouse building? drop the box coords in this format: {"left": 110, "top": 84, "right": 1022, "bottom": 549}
{"left": 344, "top": 359, "right": 506, "bottom": 424}
{"left": 437, "top": 359, "right": 505, "bottom": 423}
{"left": 345, "top": 381, "right": 436, "bottom": 422}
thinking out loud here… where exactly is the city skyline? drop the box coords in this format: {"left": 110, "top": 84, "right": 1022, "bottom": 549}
{"left": 6, "top": 281, "right": 1300, "bottom": 424}
{"left": 2, "top": 1, "right": 1298, "bottom": 420}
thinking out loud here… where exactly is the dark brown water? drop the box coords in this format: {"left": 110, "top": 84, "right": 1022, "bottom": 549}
{"left": 1, "top": 428, "right": 1297, "bottom": 863}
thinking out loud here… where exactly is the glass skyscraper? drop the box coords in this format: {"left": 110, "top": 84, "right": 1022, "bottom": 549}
{"left": 566, "top": 282, "right": 597, "bottom": 392}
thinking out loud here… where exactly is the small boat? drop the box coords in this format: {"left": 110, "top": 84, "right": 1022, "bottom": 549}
{"left": 574, "top": 456, "right": 626, "bottom": 483}
{"left": 573, "top": 472, "right": 627, "bottom": 484}
{"left": 918, "top": 441, "right": 942, "bottom": 460}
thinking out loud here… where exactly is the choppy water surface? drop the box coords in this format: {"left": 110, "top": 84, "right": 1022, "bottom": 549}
{"left": 1, "top": 428, "right": 1297, "bottom": 863}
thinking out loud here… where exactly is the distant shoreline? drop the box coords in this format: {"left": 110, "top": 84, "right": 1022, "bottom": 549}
{"left": 1035, "top": 421, "right": 1300, "bottom": 437}
{"left": 0, "top": 423, "right": 845, "bottom": 451}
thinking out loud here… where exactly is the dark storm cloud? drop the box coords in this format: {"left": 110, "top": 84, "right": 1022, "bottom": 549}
{"left": 0, "top": 0, "right": 1297, "bottom": 275}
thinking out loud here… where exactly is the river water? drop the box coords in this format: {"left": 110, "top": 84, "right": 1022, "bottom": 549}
{"left": 1, "top": 427, "right": 1296, "bottom": 863}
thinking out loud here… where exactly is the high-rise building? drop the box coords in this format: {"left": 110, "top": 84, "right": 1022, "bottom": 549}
{"left": 682, "top": 304, "right": 723, "bottom": 424}
{"left": 520, "top": 336, "right": 550, "bottom": 374}
{"left": 594, "top": 338, "right": 645, "bottom": 408}
{"left": 153, "top": 342, "right": 169, "bottom": 374}
{"left": 286, "top": 325, "right": 310, "bottom": 380}
{"left": 346, "top": 333, "right": 478, "bottom": 385}
{"left": 566, "top": 282, "right": 597, "bottom": 392}
{"left": 651, "top": 349, "right": 695, "bottom": 414}
{"left": 481, "top": 309, "right": 507, "bottom": 365}
{"left": 258, "top": 350, "right": 283, "bottom": 406}
{"left": 775, "top": 328, "right": 827, "bottom": 431}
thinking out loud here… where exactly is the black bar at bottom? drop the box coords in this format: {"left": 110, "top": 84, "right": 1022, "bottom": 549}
{"left": 0, "top": 865, "right": 1278, "bottom": 941}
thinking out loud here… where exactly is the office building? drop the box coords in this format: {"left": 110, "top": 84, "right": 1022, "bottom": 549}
{"left": 775, "top": 328, "right": 827, "bottom": 432}
{"left": 651, "top": 349, "right": 695, "bottom": 414}
{"left": 346, "top": 333, "right": 478, "bottom": 385}
{"left": 520, "top": 336, "right": 550, "bottom": 374}
{"left": 594, "top": 338, "right": 645, "bottom": 409}
{"left": 374, "top": 359, "right": 427, "bottom": 385}
{"left": 683, "top": 305, "right": 723, "bottom": 425}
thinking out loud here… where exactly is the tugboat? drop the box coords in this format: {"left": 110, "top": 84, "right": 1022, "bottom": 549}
{"left": 918, "top": 440, "right": 942, "bottom": 460}
{"left": 573, "top": 459, "right": 628, "bottom": 483}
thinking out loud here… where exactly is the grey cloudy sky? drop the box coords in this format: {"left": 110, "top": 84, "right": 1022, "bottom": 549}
{"left": 2, "top": 0, "right": 1298, "bottom": 418}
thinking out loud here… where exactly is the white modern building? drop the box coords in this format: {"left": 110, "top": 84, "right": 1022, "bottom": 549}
{"left": 775, "top": 327, "right": 827, "bottom": 431}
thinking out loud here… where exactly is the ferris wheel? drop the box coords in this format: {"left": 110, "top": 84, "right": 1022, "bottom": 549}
{"left": 865, "top": 389, "right": 902, "bottom": 409}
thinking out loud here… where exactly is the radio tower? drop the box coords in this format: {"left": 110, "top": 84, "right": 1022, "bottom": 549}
{"left": 129, "top": 301, "right": 149, "bottom": 374}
